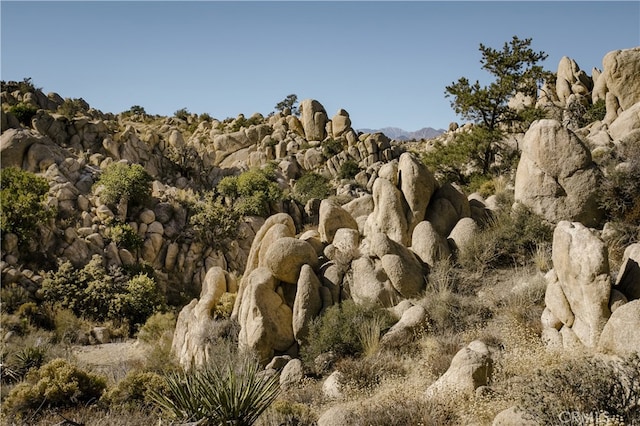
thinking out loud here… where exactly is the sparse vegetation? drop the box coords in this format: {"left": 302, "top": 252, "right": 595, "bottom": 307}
{"left": 301, "top": 300, "right": 395, "bottom": 365}
{"left": 8, "top": 102, "right": 38, "bottom": 126}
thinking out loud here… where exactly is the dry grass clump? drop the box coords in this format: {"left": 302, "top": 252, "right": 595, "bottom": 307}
{"left": 336, "top": 352, "right": 406, "bottom": 397}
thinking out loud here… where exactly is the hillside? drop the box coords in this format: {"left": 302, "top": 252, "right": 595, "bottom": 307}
{"left": 1, "top": 47, "right": 640, "bottom": 426}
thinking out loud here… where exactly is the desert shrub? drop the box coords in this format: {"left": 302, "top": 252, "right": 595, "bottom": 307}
{"left": 353, "top": 392, "right": 460, "bottom": 426}
{"left": 3, "top": 359, "right": 106, "bottom": 421}
{"left": 599, "top": 142, "right": 640, "bottom": 226}
{"left": 259, "top": 399, "right": 317, "bottom": 426}
{"left": 301, "top": 300, "right": 396, "bottom": 365}
{"left": 114, "top": 273, "right": 167, "bottom": 329}
{"left": 52, "top": 307, "right": 91, "bottom": 344}
{"left": 515, "top": 353, "right": 640, "bottom": 424}
{"left": 94, "top": 162, "right": 152, "bottom": 209}
{"left": 107, "top": 222, "right": 143, "bottom": 251}
{"left": 336, "top": 353, "right": 406, "bottom": 395}
{"left": 292, "top": 172, "right": 332, "bottom": 204}
{"left": 0, "top": 284, "right": 31, "bottom": 314}
{"left": 322, "top": 139, "right": 344, "bottom": 158}
{"left": 101, "top": 371, "right": 167, "bottom": 410}
{"left": 151, "top": 352, "right": 280, "bottom": 425}
{"left": 339, "top": 160, "right": 361, "bottom": 180}
{"left": 8, "top": 102, "right": 38, "bottom": 126}
{"left": 212, "top": 293, "right": 237, "bottom": 320}
{"left": 217, "top": 166, "right": 283, "bottom": 217}
{"left": 41, "top": 256, "right": 165, "bottom": 331}
{"left": 57, "top": 97, "right": 89, "bottom": 118}
{"left": 174, "top": 107, "right": 190, "bottom": 121}
{"left": 0, "top": 167, "right": 55, "bottom": 248}
{"left": 188, "top": 191, "right": 240, "bottom": 249}
{"left": 458, "top": 202, "right": 553, "bottom": 271}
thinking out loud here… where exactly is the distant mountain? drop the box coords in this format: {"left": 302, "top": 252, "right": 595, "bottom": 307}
{"left": 357, "top": 126, "right": 446, "bottom": 141}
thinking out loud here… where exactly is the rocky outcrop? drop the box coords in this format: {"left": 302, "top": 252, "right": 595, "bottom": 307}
{"left": 514, "top": 120, "right": 603, "bottom": 227}
{"left": 614, "top": 243, "right": 640, "bottom": 301}
{"left": 172, "top": 267, "right": 236, "bottom": 368}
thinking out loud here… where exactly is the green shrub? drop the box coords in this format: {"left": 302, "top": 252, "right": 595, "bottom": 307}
{"left": 0, "top": 167, "right": 55, "bottom": 248}
{"left": 217, "top": 166, "right": 283, "bottom": 217}
{"left": 101, "top": 371, "right": 167, "bottom": 409}
{"left": 137, "top": 312, "right": 177, "bottom": 372}
{"left": 189, "top": 191, "right": 240, "bottom": 249}
{"left": 516, "top": 353, "right": 640, "bottom": 424}
{"left": 115, "top": 273, "right": 167, "bottom": 329}
{"left": 107, "top": 222, "right": 143, "bottom": 250}
{"left": 301, "top": 300, "right": 395, "bottom": 365}
{"left": 8, "top": 102, "right": 38, "bottom": 126}
{"left": 322, "top": 139, "right": 344, "bottom": 158}
{"left": 293, "top": 172, "right": 332, "bottom": 204}
{"left": 41, "top": 256, "right": 165, "bottom": 331}
{"left": 174, "top": 108, "right": 190, "bottom": 121}
{"left": 94, "top": 162, "right": 152, "bottom": 209}
{"left": 3, "top": 359, "right": 106, "bottom": 420}
{"left": 151, "top": 353, "right": 280, "bottom": 425}
{"left": 338, "top": 160, "right": 360, "bottom": 180}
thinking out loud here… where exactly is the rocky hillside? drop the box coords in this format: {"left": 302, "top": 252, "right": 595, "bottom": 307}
{"left": 1, "top": 46, "right": 640, "bottom": 425}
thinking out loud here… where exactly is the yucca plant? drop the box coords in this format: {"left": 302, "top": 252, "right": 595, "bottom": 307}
{"left": 152, "top": 352, "right": 280, "bottom": 425}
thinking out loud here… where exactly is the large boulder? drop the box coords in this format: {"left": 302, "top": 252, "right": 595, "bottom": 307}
{"left": 369, "top": 232, "right": 425, "bottom": 299}
{"left": 292, "top": 264, "right": 323, "bottom": 344}
{"left": 318, "top": 199, "right": 358, "bottom": 244}
{"left": 398, "top": 153, "right": 436, "bottom": 236}
{"left": 425, "top": 340, "right": 494, "bottom": 397}
{"left": 552, "top": 221, "right": 611, "bottom": 347}
{"left": 238, "top": 267, "right": 294, "bottom": 363}
{"left": 514, "top": 119, "right": 603, "bottom": 227}
{"left": 351, "top": 256, "right": 398, "bottom": 307}
{"left": 410, "top": 220, "right": 451, "bottom": 267}
{"left": 331, "top": 109, "right": 352, "bottom": 138}
{"left": 231, "top": 213, "right": 296, "bottom": 320}
{"left": 172, "top": 267, "right": 234, "bottom": 369}
{"left": 299, "top": 99, "right": 328, "bottom": 141}
{"left": 380, "top": 305, "right": 428, "bottom": 348}
{"left": 597, "top": 299, "right": 640, "bottom": 356}
{"left": 424, "top": 183, "right": 470, "bottom": 238}
{"left": 364, "top": 177, "right": 409, "bottom": 246}
{"left": 263, "top": 237, "right": 318, "bottom": 284}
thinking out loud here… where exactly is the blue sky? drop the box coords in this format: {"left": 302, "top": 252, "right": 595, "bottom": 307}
{"left": 2, "top": 2, "right": 639, "bottom": 131}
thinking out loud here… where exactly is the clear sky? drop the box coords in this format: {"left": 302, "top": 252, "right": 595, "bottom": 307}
{"left": 1, "top": 1, "right": 639, "bottom": 131}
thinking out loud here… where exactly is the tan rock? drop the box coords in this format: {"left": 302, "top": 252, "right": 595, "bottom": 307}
{"left": 299, "top": 99, "right": 327, "bottom": 141}
{"left": 365, "top": 177, "right": 409, "bottom": 246}
{"left": 410, "top": 220, "right": 451, "bottom": 266}
{"left": 552, "top": 221, "right": 611, "bottom": 347}
{"left": 238, "top": 267, "right": 294, "bottom": 363}
{"left": 264, "top": 237, "right": 318, "bottom": 284}
{"left": 318, "top": 199, "right": 358, "bottom": 244}
{"left": 293, "top": 265, "right": 323, "bottom": 345}
{"left": 398, "top": 152, "right": 436, "bottom": 237}
{"left": 601, "top": 47, "right": 640, "bottom": 112}
{"left": 597, "top": 299, "right": 640, "bottom": 356}
{"left": 514, "top": 120, "right": 603, "bottom": 227}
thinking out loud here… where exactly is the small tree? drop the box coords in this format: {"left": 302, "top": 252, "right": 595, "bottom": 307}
{"left": 274, "top": 94, "right": 299, "bottom": 115}
{"left": 0, "top": 167, "right": 55, "bottom": 247}
{"left": 445, "top": 36, "right": 550, "bottom": 131}
{"left": 430, "top": 36, "right": 551, "bottom": 183}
